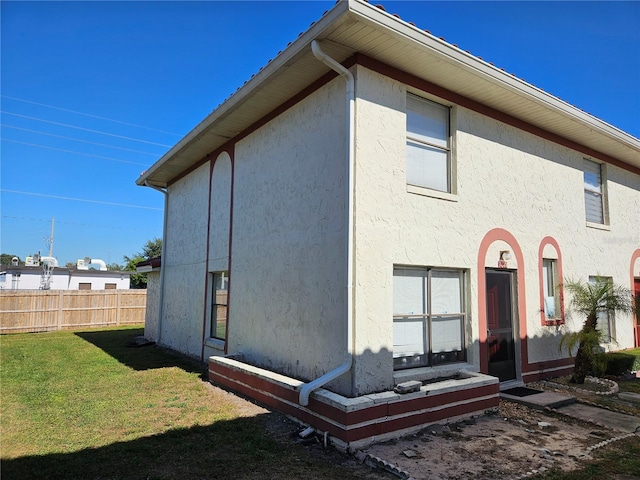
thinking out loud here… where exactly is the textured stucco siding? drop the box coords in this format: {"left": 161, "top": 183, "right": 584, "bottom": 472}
{"left": 228, "top": 77, "right": 349, "bottom": 394}
{"left": 352, "top": 65, "right": 639, "bottom": 392}
{"left": 208, "top": 152, "right": 232, "bottom": 273}
{"left": 162, "top": 162, "right": 209, "bottom": 357}
{"left": 144, "top": 271, "right": 160, "bottom": 342}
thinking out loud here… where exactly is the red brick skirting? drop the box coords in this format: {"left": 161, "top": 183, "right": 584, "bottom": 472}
{"left": 209, "top": 359, "right": 500, "bottom": 444}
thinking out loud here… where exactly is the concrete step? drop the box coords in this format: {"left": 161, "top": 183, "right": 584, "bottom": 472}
{"left": 500, "top": 391, "right": 576, "bottom": 410}
{"left": 556, "top": 403, "right": 640, "bottom": 434}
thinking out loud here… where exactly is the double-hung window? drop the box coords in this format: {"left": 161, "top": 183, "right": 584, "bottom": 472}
{"left": 393, "top": 267, "right": 466, "bottom": 369}
{"left": 583, "top": 159, "right": 607, "bottom": 224}
{"left": 542, "top": 259, "right": 560, "bottom": 319}
{"left": 210, "top": 271, "right": 229, "bottom": 340}
{"left": 406, "top": 94, "right": 451, "bottom": 193}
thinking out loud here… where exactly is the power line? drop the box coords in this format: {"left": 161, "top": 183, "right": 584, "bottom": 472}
{"left": 1, "top": 139, "right": 151, "bottom": 167}
{"left": 1, "top": 189, "right": 163, "bottom": 211}
{"left": 2, "top": 124, "right": 160, "bottom": 156}
{"left": 1, "top": 111, "right": 172, "bottom": 147}
{"left": 2, "top": 215, "right": 147, "bottom": 231}
{"left": 1, "top": 95, "right": 182, "bottom": 136}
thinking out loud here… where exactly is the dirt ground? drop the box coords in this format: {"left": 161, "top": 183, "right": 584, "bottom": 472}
{"left": 360, "top": 401, "right": 617, "bottom": 480}
{"left": 207, "top": 382, "right": 629, "bottom": 480}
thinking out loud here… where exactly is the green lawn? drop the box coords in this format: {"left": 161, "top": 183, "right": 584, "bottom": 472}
{"left": 530, "top": 435, "right": 640, "bottom": 480}
{"left": 2, "top": 327, "right": 638, "bottom": 480}
{"left": 0, "top": 327, "right": 381, "bottom": 480}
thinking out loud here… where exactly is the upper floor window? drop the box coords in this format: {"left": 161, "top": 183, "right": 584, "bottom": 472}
{"left": 583, "top": 159, "right": 607, "bottom": 225}
{"left": 406, "top": 94, "right": 451, "bottom": 193}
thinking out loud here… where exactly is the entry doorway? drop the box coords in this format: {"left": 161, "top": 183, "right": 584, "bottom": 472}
{"left": 486, "top": 269, "right": 519, "bottom": 382}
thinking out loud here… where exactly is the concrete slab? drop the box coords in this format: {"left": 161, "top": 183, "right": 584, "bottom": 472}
{"left": 501, "top": 391, "right": 576, "bottom": 410}
{"left": 618, "top": 392, "right": 640, "bottom": 404}
{"left": 557, "top": 403, "right": 640, "bottom": 434}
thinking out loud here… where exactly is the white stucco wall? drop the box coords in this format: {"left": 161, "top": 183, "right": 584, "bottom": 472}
{"left": 352, "top": 65, "right": 639, "bottom": 393}
{"left": 157, "top": 63, "right": 637, "bottom": 395}
{"left": 162, "top": 162, "right": 210, "bottom": 358}
{"left": 68, "top": 273, "right": 130, "bottom": 290}
{"left": 144, "top": 271, "right": 160, "bottom": 342}
{"left": 228, "top": 76, "right": 349, "bottom": 394}
{"left": 0, "top": 271, "right": 68, "bottom": 290}
{"left": 208, "top": 152, "right": 232, "bottom": 273}
{"left": 0, "top": 269, "right": 130, "bottom": 290}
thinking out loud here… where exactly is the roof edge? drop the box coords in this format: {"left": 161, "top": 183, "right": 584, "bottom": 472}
{"left": 349, "top": 0, "right": 640, "bottom": 150}
{"left": 136, "top": 0, "right": 351, "bottom": 188}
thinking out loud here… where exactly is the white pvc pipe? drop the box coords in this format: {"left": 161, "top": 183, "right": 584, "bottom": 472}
{"left": 145, "top": 181, "right": 168, "bottom": 345}
{"left": 299, "top": 40, "right": 355, "bottom": 407}
{"left": 89, "top": 259, "right": 107, "bottom": 271}
{"left": 40, "top": 256, "right": 59, "bottom": 268}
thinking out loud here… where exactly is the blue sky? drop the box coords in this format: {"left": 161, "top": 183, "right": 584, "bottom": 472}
{"left": 2, "top": 1, "right": 639, "bottom": 268}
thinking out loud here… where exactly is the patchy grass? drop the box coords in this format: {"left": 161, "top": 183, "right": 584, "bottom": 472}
{"left": 530, "top": 435, "right": 640, "bottom": 479}
{"left": 619, "top": 377, "right": 640, "bottom": 395}
{"left": 0, "top": 327, "right": 386, "bottom": 480}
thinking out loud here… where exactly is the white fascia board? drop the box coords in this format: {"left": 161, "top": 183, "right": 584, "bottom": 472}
{"left": 136, "top": 1, "right": 351, "bottom": 187}
{"left": 349, "top": 0, "right": 640, "bottom": 149}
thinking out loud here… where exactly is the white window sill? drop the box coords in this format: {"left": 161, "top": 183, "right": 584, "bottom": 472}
{"left": 204, "top": 337, "right": 226, "bottom": 352}
{"left": 586, "top": 221, "right": 610, "bottom": 231}
{"left": 407, "top": 184, "right": 458, "bottom": 202}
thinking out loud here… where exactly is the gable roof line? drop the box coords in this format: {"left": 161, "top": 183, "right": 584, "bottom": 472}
{"left": 136, "top": 0, "right": 351, "bottom": 188}
{"left": 137, "top": 0, "right": 639, "bottom": 188}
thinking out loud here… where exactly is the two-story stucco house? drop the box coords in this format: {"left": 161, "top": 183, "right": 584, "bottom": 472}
{"left": 137, "top": 0, "right": 640, "bottom": 447}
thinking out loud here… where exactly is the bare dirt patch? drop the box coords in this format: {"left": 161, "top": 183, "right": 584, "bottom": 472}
{"left": 344, "top": 402, "right": 617, "bottom": 480}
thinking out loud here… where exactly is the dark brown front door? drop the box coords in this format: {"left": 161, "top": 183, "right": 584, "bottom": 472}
{"left": 486, "top": 269, "right": 517, "bottom": 381}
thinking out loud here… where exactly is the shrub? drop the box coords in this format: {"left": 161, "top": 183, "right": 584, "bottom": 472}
{"left": 595, "top": 349, "right": 640, "bottom": 376}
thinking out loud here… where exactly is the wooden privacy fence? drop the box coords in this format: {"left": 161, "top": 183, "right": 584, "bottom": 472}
{"left": 0, "top": 290, "right": 146, "bottom": 334}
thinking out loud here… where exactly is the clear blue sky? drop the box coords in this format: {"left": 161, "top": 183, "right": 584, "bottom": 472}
{"left": 2, "top": 1, "right": 639, "bottom": 268}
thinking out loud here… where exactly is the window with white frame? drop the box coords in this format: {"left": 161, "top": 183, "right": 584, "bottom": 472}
{"left": 393, "top": 267, "right": 466, "bottom": 369}
{"left": 210, "top": 271, "right": 229, "bottom": 341}
{"left": 406, "top": 94, "right": 451, "bottom": 193}
{"left": 589, "top": 276, "right": 615, "bottom": 343}
{"left": 542, "top": 259, "right": 560, "bottom": 319}
{"left": 583, "top": 159, "right": 607, "bottom": 224}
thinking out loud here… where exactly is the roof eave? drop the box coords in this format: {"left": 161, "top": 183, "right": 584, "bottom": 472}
{"left": 137, "top": 0, "right": 639, "bottom": 188}
{"left": 136, "top": 0, "right": 352, "bottom": 188}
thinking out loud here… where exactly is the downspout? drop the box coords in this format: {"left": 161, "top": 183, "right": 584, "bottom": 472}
{"left": 299, "top": 40, "right": 355, "bottom": 407}
{"left": 144, "top": 181, "right": 168, "bottom": 345}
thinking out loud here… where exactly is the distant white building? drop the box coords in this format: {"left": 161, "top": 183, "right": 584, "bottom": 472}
{"left": 0, "top": 266, "right": 131, "bottom": 290}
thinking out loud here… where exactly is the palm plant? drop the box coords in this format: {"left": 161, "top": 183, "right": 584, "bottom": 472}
{"left": 559, "top": 277, "right": 633, "bottom": 384}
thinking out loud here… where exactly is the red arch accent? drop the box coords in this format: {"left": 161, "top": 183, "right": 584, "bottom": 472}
{"left": 537, "top": 237, "right": 565, "bottom": 326}
{"left": 201, "top": 149, "right": 235, "bottom": 359}
{"left": 631, "top": 249, "right": 640, "bottom": 347}
{"left": 477, "top": 228, "right": 528, "bottom": 375}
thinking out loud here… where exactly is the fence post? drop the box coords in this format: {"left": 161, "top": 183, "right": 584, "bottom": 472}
{"left": 57, "top": 291, "right": 64, "bottom": 330}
